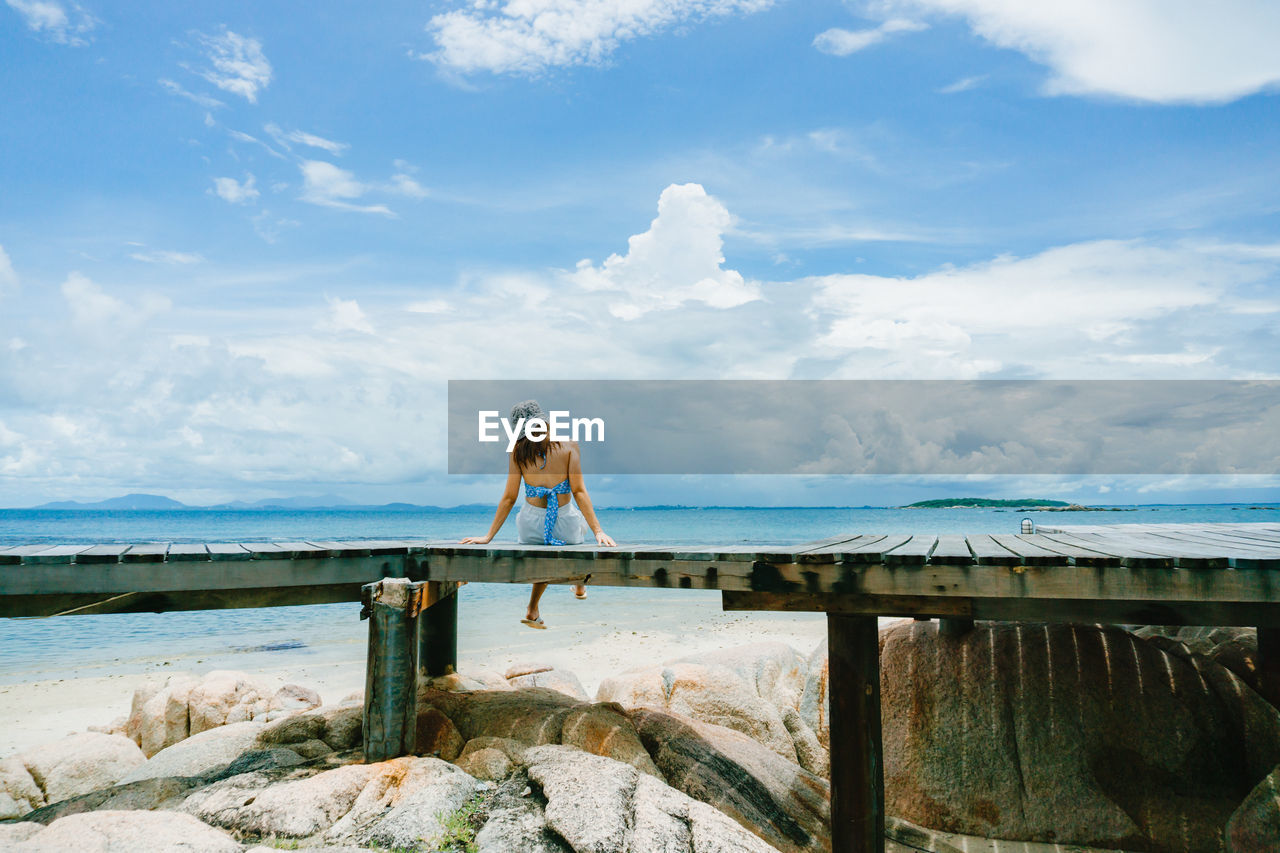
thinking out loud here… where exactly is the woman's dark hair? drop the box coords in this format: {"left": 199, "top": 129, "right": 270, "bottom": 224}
{"left": 513, "top": 433, "right": 561, "bottom": 473}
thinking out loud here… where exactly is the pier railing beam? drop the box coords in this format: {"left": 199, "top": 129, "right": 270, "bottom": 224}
{"left": 361, "top": 578, "right": 424, "bottom": 762}
{"left": 828, "top": 613, "right": 885, "bottom": 853}
{"left": 418, "top": 580, "right": 459, "bottom": 679}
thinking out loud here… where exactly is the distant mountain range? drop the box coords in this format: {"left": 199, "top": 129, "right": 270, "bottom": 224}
{"left": 26, "top": 493, "right": 490, "bottom": 511}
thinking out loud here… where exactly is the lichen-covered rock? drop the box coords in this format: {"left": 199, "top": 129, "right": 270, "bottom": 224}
{"left": 257, "top": 703, "right": 362, "bottom": 752}
{"left": 559, "top": 703, "right": 661, "bottom": 777}
{"left": 325, "top": 757, "right": 478, "bottom": 849}
{"left": 598, "top": 662, "right": 797, "bottom": 763}
{"left": 182, "top": 763, "right": 378, "bottom": 837}
{"left": 16, "top": 732, "right": 146, "bottom": 807}
{"left": 881, "top": 620, "right": 1280, "bottom": 852}
{"left": 456, "top": 746, "right": 511, "bottom": 781}
{"left": 11, "top": 809, "right": 242, "bottom": 852}
{"left": 421, "top": 685, "right": 582, "bottom": 746}
{"left": 475, "top": 770, "right": 572, "bottom": 853}
{"left": 118, "top": 721, "right": 263, "bottom": 784}
{"left": 1227, "top": 764, "right": 1280, "bottom": 852}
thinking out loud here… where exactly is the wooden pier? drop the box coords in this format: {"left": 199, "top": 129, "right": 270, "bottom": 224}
{"left": 4, "top": 521, "right": 1280, "bottom": 852}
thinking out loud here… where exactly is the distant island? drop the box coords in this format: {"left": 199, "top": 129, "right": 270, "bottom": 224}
{"left": 901, "top": 498, "right": 1129, "bottom": 512}
{"left": 21, "top": 493, "right": 481, "bottom": 512}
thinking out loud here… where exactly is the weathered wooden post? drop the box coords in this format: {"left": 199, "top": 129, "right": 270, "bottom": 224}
{"left": 418, "top": 580, "right": 459, "bottom": 679}
{"left": 361, "top": 578, "right": 424, "bottom": 762}
{"left": 827, "top": 613, "right": 885, "bottom": 853}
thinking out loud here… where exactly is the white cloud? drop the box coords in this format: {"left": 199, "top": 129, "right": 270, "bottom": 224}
{"left": 212, "top": 174, "right": 260, "bottom": 204}
{"left": 318, "top": 296, "right": 375, "bottom": 335}
{"left": 60, "top": 272, "right": 170, "bottom": 330}
{"left": 938, "top": 74, "right": 985, "bottom": 94}
{"left": 426, "top": 0, "right": 774, "bottom": 76}
{"left": 568, "top": 183, "right": 760, "bottom": 319}
{"left": 813, "top": 18, "right": 925, "bottom": 56}
{"left": 389, "top": 172, "right": 429, "bottom": 199}
{"left": 159, "top": 78, "right": 226, "bottom": 110}
{"left": 6, "top": 0, "right": 96, "bottom": 46}
{"left": 877, "top": 0, "right": 1280, "bottom": 103}
{"left": 298, "top": 160, "right": 394, "bottom": 216}
{"left": 0, "top": 245, "right": 17, "bottom": 295}
{"left": 129, "top": 249, "right": 205, "bottom": 265}
{"left": 194, "top": 29, "right": 272, "bottom": 103}
{"left": 264, "top": 123, "right": 349, "bottom": 155}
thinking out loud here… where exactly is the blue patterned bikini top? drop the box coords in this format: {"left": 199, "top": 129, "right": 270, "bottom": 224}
{"left": 525, "top": 479, "right": 571, "bottom": 545}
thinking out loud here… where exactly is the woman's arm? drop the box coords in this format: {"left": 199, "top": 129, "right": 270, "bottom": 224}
{"left": 460, "top": 454, "right": 521, "bottom": 544}
{"left": 568, "top": 442, "right": 616, "bottom": 546}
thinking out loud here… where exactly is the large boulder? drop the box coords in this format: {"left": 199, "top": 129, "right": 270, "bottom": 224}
{"left": 798, "top": 638, "right": 829, "bottom": 749}
{"left": 186, "top": 670, "right": 272, "bottom": 735}
{"left": 130, "top": 674, "right": 198, "bottom": 757}
{"left": 676, "top": 641, "right": 809, "bottom": 714}
{"left": 1137, "top": 626, "right": 1261, "bottom": 696}
{"left": 118, "top": 721, "right": 264, "bottom": 784}
{"left": 421, "top": 687, "right": 658, "bottom": 774}
{"left": 506, "top": 664, "right": 590, "bottom": 702}
{"left": 1227, "top": 764, "right": 1280, "bottom": 852}
{"left": 597, "top": 663, "right": 798, "bottom": 764}
{"left": 10, "top": 809, "right": 242, "bottom": 852}
{"left": 630, "top": 708, "right": 829, "bottom": 853}
{"left": 257, "top": 703, "right": 362, "bottom": 752}
{"left": 880, "top": 620, "right": 1280, "bottom": 852}
{"left": 524, "top": 745, "right": 778, "bottom": 853}
{"left": 10, "top": 732, "right": 145, "bottom": 810}
{"left": 475, "top": 770, "right": 572, "bottom": 853}
{"left": 323, "top": 757, "right": 479, "bottom": 849}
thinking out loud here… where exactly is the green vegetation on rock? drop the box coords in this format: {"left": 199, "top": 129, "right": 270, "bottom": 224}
{"left": 903, "top": 498, "right": 1070, "bottom": 508}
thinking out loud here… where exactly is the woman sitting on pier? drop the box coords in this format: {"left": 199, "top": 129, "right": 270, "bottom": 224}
{"left": 461, "top": 399, "right": 615, "bottom": 628}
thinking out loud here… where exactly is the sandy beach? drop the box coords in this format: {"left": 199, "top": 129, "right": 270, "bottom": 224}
{"left": 0, "top": 586, "right": 853, "bottom": 757}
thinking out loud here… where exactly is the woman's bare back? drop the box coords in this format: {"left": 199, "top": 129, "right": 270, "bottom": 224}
{"left": 521, "top": 442, "right": 574, "bottom": 507}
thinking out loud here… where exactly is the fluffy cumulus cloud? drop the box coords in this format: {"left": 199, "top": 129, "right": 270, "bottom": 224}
{"left": 1, "top": 185, "right": 1278, "bottom": 503}
{"left": 194, "top": 29, "right": 272, "bottom": 103}
{"left": 875, "top": 0, "right": 1280, "bottom": 103}
{"left": 5, "top": 0, "right": 97, "bottom": 46}
{"left": 813, "top": 18, "right": 925, "bottom": 56}
{"left": 569, "top": 183, "right": 760, "bottom": 319}
{"left": 426, "top": 0, "right": 774, "bottom": 76}
{"left": 211, "top": 174, "right": 260, "bottom": 204}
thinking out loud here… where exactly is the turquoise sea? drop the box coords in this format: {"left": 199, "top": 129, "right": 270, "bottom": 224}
{"left": 1, "top": 504, "right": 1276, "bottom": 684}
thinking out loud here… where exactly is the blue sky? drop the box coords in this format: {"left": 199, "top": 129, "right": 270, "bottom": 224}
{"left": 2, "top": 0, "right": 1279, "bottom": 507}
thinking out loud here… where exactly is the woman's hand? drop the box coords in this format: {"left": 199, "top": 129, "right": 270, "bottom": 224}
{"left": 595, "top": 530, "right": 616, "bottom": 547}
{"left": 459, "top": 535, "right": 492, "bottom": 544}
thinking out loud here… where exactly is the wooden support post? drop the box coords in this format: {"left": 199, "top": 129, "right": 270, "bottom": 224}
{"left": 418, "top": 581, "right": 459, "bottom": 679}
{"left": 827, "top": 613, "right": 885, "bottom": 853}
{"left": 1258, "top": 627, "right": 1280, "bottom": 709}
{"left": 361, "top": 578, "right": 424, "bottom": 762}
{"left": 939, "top": 617, "right": 975, "bottom": 638}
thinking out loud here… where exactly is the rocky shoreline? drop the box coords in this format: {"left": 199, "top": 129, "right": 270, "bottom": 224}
{"left": 2, "top": 622, "right": 1279, "bottom": 852}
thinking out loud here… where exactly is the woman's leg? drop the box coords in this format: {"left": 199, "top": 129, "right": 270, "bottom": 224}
{"left": 527, "top": 582, "right": 547, "bottom": 621}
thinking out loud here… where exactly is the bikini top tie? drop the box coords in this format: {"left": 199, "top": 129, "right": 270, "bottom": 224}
{"left": 525, "top": 479, "right": 571, "bottom": 545}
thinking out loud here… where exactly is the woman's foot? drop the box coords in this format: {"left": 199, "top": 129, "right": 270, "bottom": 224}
{"left": 573, "top": 584, "right": 587, "bottom": 600}
{"left": 521, "top": 615, "right": 547, "bottom": 629}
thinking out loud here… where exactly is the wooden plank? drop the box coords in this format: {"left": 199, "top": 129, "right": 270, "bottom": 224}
{"left": 827, "top": 613, "right": 884, "bottom": 853}
{"left": 838, "top": 535, "right": 912, "bottom": 563}
{"left": 1013, "top": 534, "right": 1122, "bottom": 568}
{"left": 167, "top": 544, "right": 210, "bottom": 561}
{"left": 724, "top": 591, "right": 1280, "bottom": 628}
{"left": 0, "top": 583, "right": 367, "bottom": 618}
{"left": 121, "top": 543, "right": 170, "bottom": 563}
{"left": 0, "top": 545, "right": 55, "bottom": 566}
{"left": 74, "top": 544, "right": 132, "bottom": 564}
{"left": 1069, "top": 531, "right": 1234, "bottom": 569}
{"left": 989, "top": 534, "right": 1070, "bottom": 566}
{"left": 206, "top": 543, "right": 251, "bottom": 561}
{"left": 882, "top": 535, "right": 936, "bottom": 567}
{"left": 1036, "top": 532, "right": 1174, "bottom": 569}
{"left": 20, "top": 545, "right": 94, "bottom": 565}
{"left": 927, "top": 536, "right": 974, "bottom": 566}
{"left": 306, "top": 541, "right": 373, "bottom": 558}
{"left": 964, "top": 535, "right": 1020, "bottom": 566}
